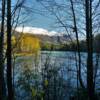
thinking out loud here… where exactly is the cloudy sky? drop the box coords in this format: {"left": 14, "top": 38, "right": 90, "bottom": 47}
{"left": 12, "top": 0, "right": 56, "bottom": 30}
{"left": 12, "top": 0, "right": 100, "bottom": 38}
{"left": 12, "top": 0, "right": 69, "bottom": 35}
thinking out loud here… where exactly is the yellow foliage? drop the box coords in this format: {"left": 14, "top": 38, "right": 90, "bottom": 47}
{"left": 4, "top": 33, "right": 41, "bottom": 55}
{"left": 12, "top": 36, "right": 16, "bottom": 46}
{"left": 19, "top": 34, "right": 40, "bottom": 54}
{"left": 31, "top": 88, "right": 37, "bottom": 97}
{"left": 44, "top": 79, "right": 48, "bottom": 87}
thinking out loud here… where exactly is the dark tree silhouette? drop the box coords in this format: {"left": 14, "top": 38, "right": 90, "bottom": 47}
{"left": 0, "top": 0, "right": 6, "bottom": 99}
{"left": 85, "top": 0, "right": 97, "bottom": 100}
{"left": 7, "top": 0, "right": 13, "bottom": 99}
{"left": 70, "top": 0, "right": 85, "bottom": 90}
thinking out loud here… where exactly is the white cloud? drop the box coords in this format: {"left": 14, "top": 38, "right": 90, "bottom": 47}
{"left": 15, "top": 27, "right": 62, "bottom": 36}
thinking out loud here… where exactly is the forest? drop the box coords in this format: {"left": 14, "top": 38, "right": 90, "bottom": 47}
{"left": 41, "top": 34, "right": 100, "bottom": 52}
{"left": 0, "top": 0, "right": 100, "bottom": 100}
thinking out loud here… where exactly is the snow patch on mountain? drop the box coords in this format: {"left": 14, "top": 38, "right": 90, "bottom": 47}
{"left": 15, "top": 27, "right": 62, "bottom": 36}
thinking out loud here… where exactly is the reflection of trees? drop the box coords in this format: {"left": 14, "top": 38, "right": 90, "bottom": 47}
{"left": 14, "top": 52, "right": 76, "bottom": 100}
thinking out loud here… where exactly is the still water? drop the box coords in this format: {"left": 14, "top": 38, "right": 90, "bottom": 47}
{"left": 14, "top": 51, "right": 100, "bottom": 100}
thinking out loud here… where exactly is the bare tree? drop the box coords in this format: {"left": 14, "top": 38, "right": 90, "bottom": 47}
{"left": 7, "top": 0, "right": 13, "bottom": 99}
{"left": 85, "top": 0, "right": 98, "bottom": 99}
{"left": 36, "top": 0, "right": 100, "bottom": 99}
{"left": 69, "top": 0, "right": 85, "bottom": 90}
{"left": 0, "top": 0, "right": 6, "bottom": 99}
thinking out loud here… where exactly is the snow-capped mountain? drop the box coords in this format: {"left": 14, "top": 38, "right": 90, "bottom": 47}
{"left": 15, "top": 27, "right": 62, "bottom": 36}
{"left": 15, "top": 26, "right": 71, "bottom": 44}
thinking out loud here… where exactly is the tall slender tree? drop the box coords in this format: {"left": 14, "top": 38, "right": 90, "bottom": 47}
{"left": 85, "top": 0, "right": 97, "bottom": 100}
{"left": 70, "top": 0, "right": 85, "bottom": 90}
{"left": 0, "top": 0, "right": 6, "bottom": 99}
{"left": 7, "top": 0, "right": 13, "bottom": 99}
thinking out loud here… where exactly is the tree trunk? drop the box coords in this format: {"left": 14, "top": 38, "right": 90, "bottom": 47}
{"left": 7, "top": 0, "right": 13, "bottom": 99}
{"left": 0, "top": 0, "right": 6, "bottom": 99}
{"left": 85, "top": 0, "right": 96, "bottom": 100}
{"left": 70, "top": 0, "right": 85, "bottom": 89}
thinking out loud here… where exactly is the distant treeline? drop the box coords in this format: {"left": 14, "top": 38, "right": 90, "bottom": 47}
{"left": 41, "top": 34, "right": 100, "bottom": 52}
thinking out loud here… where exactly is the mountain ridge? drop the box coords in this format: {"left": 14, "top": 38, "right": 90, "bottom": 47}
{"left": 14, "top": 27, "right": 71, "bottom": 44}
{"left": 15, "top": 27, "right": 63, "bottom": 36}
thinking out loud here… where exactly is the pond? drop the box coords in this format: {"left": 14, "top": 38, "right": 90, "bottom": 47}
{"left": 14, "top": 51, "right": 100, "bottom": 100}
